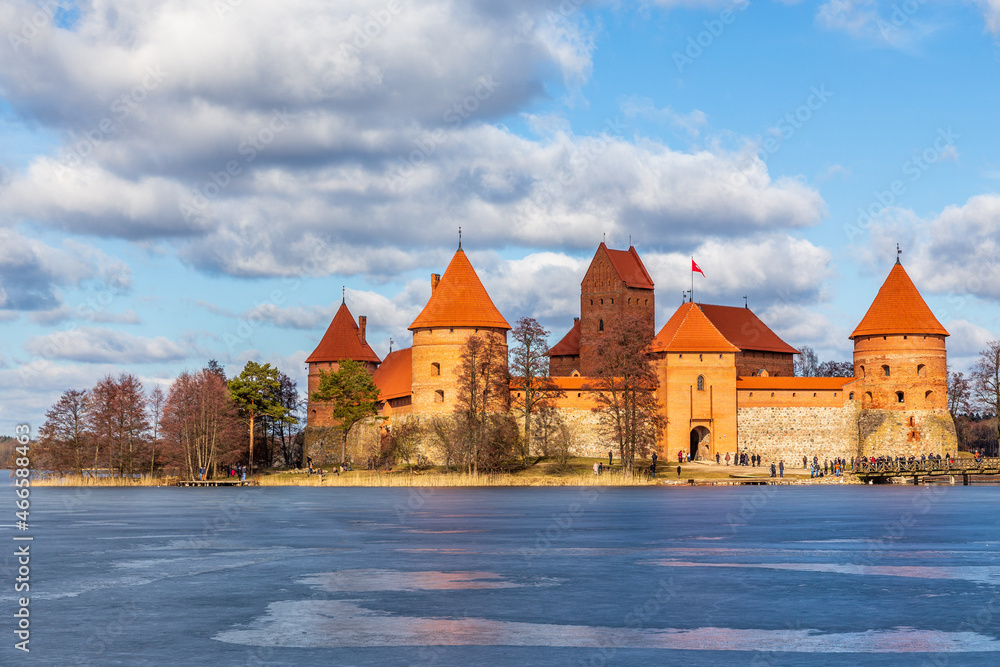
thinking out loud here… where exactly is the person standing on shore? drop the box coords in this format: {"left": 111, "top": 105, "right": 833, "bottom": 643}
{"left": 609, "top": 450, "right": 613, "bottom": 467}
{"left": 779, "top": 460, "right": 784, "bottom": 478}
{"left": 651, "top": 452, "right": 658, "bottom": 474}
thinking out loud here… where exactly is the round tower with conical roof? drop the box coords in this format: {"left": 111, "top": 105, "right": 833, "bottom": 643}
{"left": 849, "top": 260, "right": 957, "bottom": 457}
{"left": 407, "top": 246, "right": 511, "bottom": 415}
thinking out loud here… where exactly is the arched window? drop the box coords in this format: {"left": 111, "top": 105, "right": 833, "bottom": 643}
{"left": 896, "top": 391, "right": 905, "bottom": 403}
{"left": 599, "top": 319, "right": 604, "bottom": 331}
{"left": 925, "top": 390, "right": 933, "bottom": 403}
{"left": 917, "top": 364, "right": 927, "bottom": 377}
{"left": 864, "top": 392, "right": 873, "bottom": 405}
{"left": 849, "top": 392, "right": 854, "bottom": 400}
{"left": 859, "top": 365, "right": 865, "bottom": 378}
{"left": 697, "top": 375, "right": 705, "bottom": 391}
{"left": 600, "top": 299, "right": 604, "bottom": 305}
{"left": 431, "top": 362, "right": 440, "bottom": 376}
{"left": 882, "top": 365, "right": 890, "bottom": 377}
{"left": 434, "top": 390, "right": 445, "bottom": 403}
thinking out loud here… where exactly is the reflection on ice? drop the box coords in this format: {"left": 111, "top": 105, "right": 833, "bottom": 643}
{"left": 300, "top": 569, "right": 521, "bottom": 592}
{"left": 646, "top": 560, "right": 1000, "bottom": 585}
{"left": 214, "top": 599, "right": 1000, "bottom": 652}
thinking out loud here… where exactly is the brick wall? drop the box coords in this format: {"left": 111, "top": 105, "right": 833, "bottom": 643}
{"left": 735, "top": 351, "right": 795, "bottom": 377}
{"left": 410, "top": 327, "right": 508, "bottom": 415}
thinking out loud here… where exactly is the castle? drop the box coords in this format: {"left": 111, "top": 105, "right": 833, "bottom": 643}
{"left": 304, "top": 242, "right": 958, "bottom": 465}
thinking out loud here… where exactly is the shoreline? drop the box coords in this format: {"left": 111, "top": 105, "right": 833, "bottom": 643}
{"left": 24, "top": 455, "right": 988, "bottom": 487}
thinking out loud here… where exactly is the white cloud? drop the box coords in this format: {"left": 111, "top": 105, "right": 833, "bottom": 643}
{"left": 25, "top": 327, "right": 190, "bottom": 364}
{"left": 946, "top": 318, "right": 998, "bottom": 358}
{"left": 0, "top": 229, "right": 130, "bottom": 311}
{"left": 866, "top": 194, "right": 1000, "bottom": 302}
{"left": 975, "top": 0, "right": 1000, "bottom": 32}
{"left": 642, "top": 235, "right": 833, "bottom": 305}
{"left": 621, "top": 96, "right": 709, "bottom": 137}
{"left": 0, "top": 0, "right": 825, "bottom": 281}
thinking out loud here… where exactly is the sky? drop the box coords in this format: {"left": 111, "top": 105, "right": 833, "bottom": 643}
{"left": 2, "top": 0, "right": 1000, "bottom": 436}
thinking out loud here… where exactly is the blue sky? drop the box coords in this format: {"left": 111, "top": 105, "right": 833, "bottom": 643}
{"left": 2, "top": 0, "right": 1000, "bottom": 435}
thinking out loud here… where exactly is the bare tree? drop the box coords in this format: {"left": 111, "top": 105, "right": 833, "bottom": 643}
{"left": 37, "top": 389, "right": 91, "bottom": 474}
{"left": 948, "top": 370, "right": 973, "bottom": 450}
{"left": 509, "top": 317, "right": 563, "bottom": 459}
{"left": 794, "top": 346, "right": 819, "bottom": 376}
{"left": 454, "top": 333, "right": 513, "bottom": 473}
{"left": 815, "top": 360, "right": 854, "bottom": 377}
{"left": 88, "top": 373, "right": 150, "bottom": 478}
{"left": 148, "top": 385, "right": 166, "bottom": 476}
{"left": 163, "top": 370, "right": 240, "bottom": 479}
{"left": 587, "top": 310, "right": 661, "bottom": 474}
{"left": 971, "top": 341, "right": 1000, "bottom": 454}
{"left": 388, "top": 419, "right": 424, "bottom": 471}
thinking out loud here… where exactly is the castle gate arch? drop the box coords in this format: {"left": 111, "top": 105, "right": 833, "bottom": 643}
{"left": 690, "top": 426, "right": 711, "bottom": 461}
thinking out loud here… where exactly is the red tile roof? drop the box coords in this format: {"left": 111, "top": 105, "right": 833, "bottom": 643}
{"left": 548, "top": 319, "right": 581, "bottom": 357}
{"left": 602, "top": 243, "right": 655, "bottom": 290}
{"left": 737, "top": 376, "right": 854, "bottom": 390}
{"left": 409, "top": 249, "right": 511, "bottom": 330}
{"left": 698, "top": 304, "right": 799, "bottom": 354}
{"left": 306, "top": 303, "right": 381, "bottom": 364}
{"left": 651, "top": 302, "right": 740, "bottom": 353}
{"left": 850, "top": 262, "right": 949, "bottom": 338}
{"left": 372, "top": 347, "right": 412, "bottom": 401}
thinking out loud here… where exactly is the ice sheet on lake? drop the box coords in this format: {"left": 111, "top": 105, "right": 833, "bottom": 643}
{"left": 213, "top": 599, "right": 1000, "bottom": 652}
{"left": 646, "top": 560, "right": 1000, "bottom": 585}
{"left": 300, "top": 569, "right": 523, "bottom": 592}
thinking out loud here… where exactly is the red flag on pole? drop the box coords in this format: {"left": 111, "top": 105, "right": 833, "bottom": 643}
{"left": 692, "top": 259, "right": 705, "bottom": 276}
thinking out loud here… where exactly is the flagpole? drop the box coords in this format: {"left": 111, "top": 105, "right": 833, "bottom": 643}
{"left": 691, "top": 257, "right": 694, "bottom": 303}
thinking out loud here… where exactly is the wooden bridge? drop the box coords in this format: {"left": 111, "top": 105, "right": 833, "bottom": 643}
{"left": 854, "top": 458, "right": 1000, "bottom": 485}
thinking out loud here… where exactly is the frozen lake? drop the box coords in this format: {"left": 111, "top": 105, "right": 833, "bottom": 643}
{"left": 2, "top": 483, "right": 999, "bottom": 665}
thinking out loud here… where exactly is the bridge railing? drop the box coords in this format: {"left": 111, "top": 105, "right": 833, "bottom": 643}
{"left": 854, "top": 457, "right": 1000, "bottom": 475}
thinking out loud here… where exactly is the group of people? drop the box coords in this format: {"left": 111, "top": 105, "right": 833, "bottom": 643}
{"left": 225, "top": 465, "right": 247, "bottom": 481}
{"left": 721, "top": 451, "right": 761, "bottom": 467}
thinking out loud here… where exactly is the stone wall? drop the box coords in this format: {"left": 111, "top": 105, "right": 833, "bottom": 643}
{"left": 737, "top": 403, "right": 861, "bottom": 466}
{"left": 858, "top": 408, "right": 957, "bottom": 458}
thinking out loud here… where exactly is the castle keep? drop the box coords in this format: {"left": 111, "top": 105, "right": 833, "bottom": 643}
{"left": 305, "top": 243, "right": 957, "bottom": 464}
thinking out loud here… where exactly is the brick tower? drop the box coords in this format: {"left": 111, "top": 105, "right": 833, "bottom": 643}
{"left": 304, "top": 299, "right": 381, "bottom": 464}
{"left": 567, "top": 243, "right": 655, "bottom": 376}
{"left": 849, "top": 259, "right": 957, "bottom": 457}
{"left": 408, "top": 245, "right": 511, "bottom": 415}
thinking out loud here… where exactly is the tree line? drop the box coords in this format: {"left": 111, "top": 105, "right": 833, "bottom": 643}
{"left": 34, "top": 360, "right": 300, "bottom": 479}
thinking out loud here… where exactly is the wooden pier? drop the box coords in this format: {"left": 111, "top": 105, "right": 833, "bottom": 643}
{"left": 175, "top": 479, "right": 258, "bottom": 487}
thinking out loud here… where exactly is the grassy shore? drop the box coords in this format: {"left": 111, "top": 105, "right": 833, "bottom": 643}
{"left": 28, "top": 457, "right": 860, "bottom": 486}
